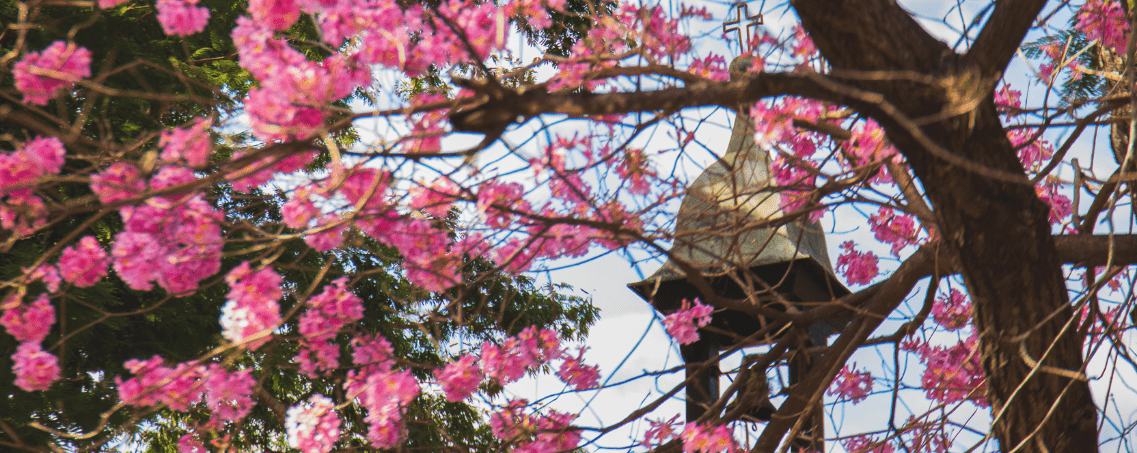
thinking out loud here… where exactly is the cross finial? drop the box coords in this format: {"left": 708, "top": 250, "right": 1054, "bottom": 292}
{"left": 722, "top": 3, "right": 763, "bottom": 54}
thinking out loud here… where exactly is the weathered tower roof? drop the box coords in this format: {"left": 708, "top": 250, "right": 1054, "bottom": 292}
{"left": 628, "top": 111, "right": 849, "bottom": 314}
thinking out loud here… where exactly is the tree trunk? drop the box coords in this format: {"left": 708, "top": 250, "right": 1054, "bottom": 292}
{"left": 792, "top": 1, "right": 1099, "bottom": 451}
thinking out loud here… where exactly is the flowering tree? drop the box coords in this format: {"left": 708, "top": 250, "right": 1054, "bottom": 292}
{"left": 3, "top": 0, "right": 1137, "bottom": 452}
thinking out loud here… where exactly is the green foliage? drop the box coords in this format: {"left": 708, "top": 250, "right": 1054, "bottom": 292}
{"left": 1021, "top": 28, "right": 1115, "bottom": 107}
{"left": 1, "top": 2, "right": 599, "bottom": 452}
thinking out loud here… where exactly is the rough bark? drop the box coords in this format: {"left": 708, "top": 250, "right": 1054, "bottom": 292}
{"left": 790, "top": 1, "right": 1098, "bottom": 451}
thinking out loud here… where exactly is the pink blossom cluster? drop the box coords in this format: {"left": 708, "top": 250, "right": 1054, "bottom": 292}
{"left": 58, "top": 236, "right": 110, "bottom": 287}
{"left": 489, "top": 399, "right": 581, "bottom": 452}
{"left": 232, "top": 15, "right": 368, "bottom": 141}
{"left": 1, "top": 137, "right": 67, "bottom": 237}
{"left": 2, "top": 294, "right": 56, "bottom": 343}
{"left": 827, "top": 364, "right": 873, "bottom": 403}
{"left": 12, "top": 342, "right": 60, "bottom": 392}
{"left": 435, "top": 355, "right": 484, "bottom": 401}
{"left": 481, "top": 326, "right": 562, "bottom": 383}
{"left": 903, "top": 334, "right": 988, "bottom": 407}
{"left": 616, "top": 148, "right": 657, "bottom": 195}
{"left": 3, "top": 294, "right": 61, "bottom": 391}
{"left": 231, "top": 0, "right": 541, "bottom": 140}
{"left": 25, "top": 264, "right": 62, "bottom": 293}
{"left": 547, "top": 4, "right": 692, "bottom": 91}
{"left": 663, "top": 298, "right": 713, "bottom": 345}
{"left": 868, "top": 207, "right": 919, "bottom": 257}
{"left": 117, "top": 357, "right": 256, "bottom": 422}
{"left": 844, "top": 120, "right": 897, "bottom": 183}
{"left": 680, "top": 422, "right": 739, "bottom": 453}
{"left": 408, "top": 177, "right": 461, "bottom": 218}
{"left": 160, "top": 118, "right": 213, "bottom": 168}
{"left": 1008, "top": 128, "right": 1053, "bottom": 172}
{"left": 994, "top": 86, "right": 1023, "bottom": 117}
{"left": 1075, "top": 0, "right": 1129, "bottom": 53}
{"left": 931, "top": 289, "right": 972, "bottom": 331}
{"left": 220, "top": 262, "right": 284, "bottom": 349}
{"left": 89, "top": 162, "right": 145, "bottom": 204}
{"left": 640, "top": 415, "right": 681, "bottom": 449}
{"left": 295, "top": 278, "right": 365, "bottom": 377}
{"left": 504, "top": 0, "right": 565, "bottom": 29}
{"left": 555, "top": 347, "right": 601, "bottom": 390}
{"left": 402, "top": 94, "right": 448, "bottom": 154}
{"left": 339, "top": 333, "right": 419, "bottom": 448}
{"left": 230, "top": 150, "right": 316, "bottom": 193}
{"left": 436, "top": 327, "right": 598, "bottom": 401}
{"left": 836, "top": 241, "right": 879, "bottom": 286}
{"left": 843, "top": 435, "right": 896, "bottom": 453}
{"left": 688, "top": 54, "right": 729, "bottom": 81}
{"left": 1035, "top": 180, "right": 1072, "bottom": 226}
{"left": 108, "top": 171, "right": 223, "bottom": 294}
{"left": 346, "top": 367, "right": 420, "bottom": 448}
{"left": 12, "top": 41, "right": 92, "bottom": 105}
{"left": 279, "top": 164, "right": 469, "bottom": 292}
{"left": 156, "top": 0, "right": 211, "bottom": 36}
{"left": 285, "top": 395, "right": 341, "bottom": 453}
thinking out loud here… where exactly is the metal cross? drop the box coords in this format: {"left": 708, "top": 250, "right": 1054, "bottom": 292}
{"left": 722, "top": 3, "right": 763, "bottom": 54}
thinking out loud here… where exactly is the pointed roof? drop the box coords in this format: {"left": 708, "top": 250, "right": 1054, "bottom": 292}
{"left": 628, "top": 85, "right": 848, "bottom": 307}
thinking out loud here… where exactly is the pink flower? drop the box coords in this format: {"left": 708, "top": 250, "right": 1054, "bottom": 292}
{"left": 489, "top": 399, "right": 581, "bottom": 452}
{"left": 843, "top": 435, "right": 896, "bottom": 453}
{"left": 160, "top": 118, "right": 213, "bottom": 168}
{"left": 1036, "top": 182, "right": 1072, "bottom": 225}
{"left": 203, "top": 365, "right": 256, "bottom": 422}
{"left": 1075, "top": 0, "right": 1128, "bottom": 53}
{"left": 932, "top": 289, "right": 972, "bottom": 331}
{"left": 248, "top": 0, "right": 301, "bottom": 31}
{"left": 90, "top": 163, "right": 145, "bottom": 204}
{"left": 641, "top": 416, "right": 681, "bottom": 448}
{"left": 906, "top": 335, "right": 988, "bottom": 407}
{"left": 25, "top": 264, "right": 61, "bottom": 293}
{"left": 680, "top": 422, "right": 737, "bottom": 453}
{"left": 836, "top": 241, "right": 879, "bottom": 286}
{"left": 302, "top": 278, "right": 364, "bottom": 336}
{"left": 58, "top": 236, "right": 110, "bottom": 287}
{"left": 688, "top": 54, "right": 729, "bottom": 81}
{"left": 177, "top": 432, "right": 207, "bottom": 453}
{"left": 12, "top": 342, "right": 60, "bottom": 392}
{"left": 408, "top": 177, "right": 460, "bottom": 218}
{"left": 286, "top": 395, "right": 341, "bottom": 453}
{"left": 1, "top": 294, "right": 55, "bottom": 343}
{"left": 436, "top": 355, "right": 484, "bottom": 401}
{"left": 351, "top": 334, "right": 395, "bottom": 373}
{"left": 281, "top": 191, "right": 319, "bottom": 229}
{"left": 12, "top": 41, "right": 91, "bottom": 105}
{"left": 615, "top": 148, "right": 656, "bottom": 195}
{"left": 116, "top": 356, "right": 207, "bottom": 410}
{"left": 868, "top": 207, "right": 918, "bottom": 257}
{"left": 556, "top": 348, "right": 600, "bottom": 390}
{"left": 828, "top": 364, "right": 873, "bottom": 403}
{"left": 663, "top": 298, "right": 713, "bottom": 345}
{"left": 295, "top": 278, "right": 364, "bottom": 376}
{"left": 21, "top": 137, "right": 67, "bottom": 175}
{"left": 111, "top": 194, "right": 223, "bottom": 294}
{"left": 304, "top": 215, "right": 346, "bottom": 252}
{"left": 1, "top": 137, "right": 66, "bottom": 201}
{"left": 481, "top": 340, "right": 527, "bottom": 384}
{"left": 346, "top": 368, "right": 420, "bottom": 449}
{"left": 219, "top": 262, "right": 283, "bottom": 349}
{"left": 156, "top": 0, "right": 211, "bottom": 36}
{"left": 517, "top": 326, "right": 563, "bottom": 365}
